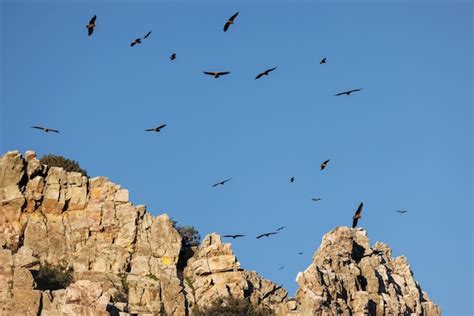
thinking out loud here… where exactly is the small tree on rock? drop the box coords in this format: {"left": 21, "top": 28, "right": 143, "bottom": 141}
{"left": 40, "top": 154, "right": 88, "bottom": 177}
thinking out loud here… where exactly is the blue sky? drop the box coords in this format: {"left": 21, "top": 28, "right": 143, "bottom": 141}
{"left": 1, "top": 0, "right": 472, "bottom": 314}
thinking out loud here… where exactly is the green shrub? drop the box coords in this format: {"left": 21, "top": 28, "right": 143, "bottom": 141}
{"left": 40, "top": 154, "right": 88, "bottom": 177}
{"left": 171, "top": 220, "right": 201, "bottom": 248}
{"left": 192, "top": 297, "right": 274, "bottom": 316}
{"left": 33, "top": 262, "right": 74, "bottom": 291}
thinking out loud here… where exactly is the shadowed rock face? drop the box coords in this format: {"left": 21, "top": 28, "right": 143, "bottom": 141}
{"left": 0, "top": 150, "right": 440, "bottom": 315}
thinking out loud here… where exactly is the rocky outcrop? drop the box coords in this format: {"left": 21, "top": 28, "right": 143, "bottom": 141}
{"left": 183, "top": 234, "right": 288, "bottom": 313}
{"left": 286, "top": 227, "right": 440, "bottom": 315}
{"left": 0, "top": 150, "right": 289, "bottom": 315}
{"left": 0, "top": 150, "right": 440, "bottom": 315}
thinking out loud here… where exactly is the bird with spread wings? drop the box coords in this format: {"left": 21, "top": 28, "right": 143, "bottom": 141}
{"left": 145, "top": 124, "right": 166, "bottom": 132}
{"left": 255, "top": 67, "right": 277, "bottom": 80}
{"left": 203, "top": 71, "right": 230, "bottom": 78}
{"left": 223, "top": 12, "right": 239, "bottom": 32}
{"left": 256, "top": 231, "right": 278, "bottom": 239}
{"left": 352, "top": 202, "right": 364, "bottom": 228}
{"left": 212, "top": 178, "right": 232, "bottom": 187}
{"left": 223, "top": 234, "right": 245, "bottom": 239}
{"left": 32, "top": 126, "right": 60, "bottom": 133}
{"left": 334, "top": 88, "right": 363, "bottom": 96}
{"left": 86, "top": 15, "right": 96, "bottom": 36}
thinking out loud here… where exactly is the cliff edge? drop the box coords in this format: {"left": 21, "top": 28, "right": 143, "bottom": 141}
{"left": 0, "top": 150, "right": 440, "bottom": 315}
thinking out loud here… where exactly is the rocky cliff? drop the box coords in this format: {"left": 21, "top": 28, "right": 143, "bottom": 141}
{"left": 0, "top": 150, "right": 440, "bottom": 315}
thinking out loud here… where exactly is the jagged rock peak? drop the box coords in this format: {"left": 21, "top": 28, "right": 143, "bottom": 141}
{"left": 291, "top": 226, "right": 440, "bottom": 315}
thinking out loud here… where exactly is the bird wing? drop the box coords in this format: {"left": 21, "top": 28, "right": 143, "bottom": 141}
{"left": 267, "top": 67, "right": 277, "bottom": 73}
{"left": 145, "top": 128, "right": 155, "bottom": 131}
{"left": 32, "top": 126, "right": 45, "bottom": 131}
{"left": 350, "top": 88, "right": 363, "bottom": 93}
{"left": 144, "top": 31, "right": 151, "bottom": 38}
{"left": 255, "top": 72, "right": 264, "bottom": 79}
{"left": 203, "top": 71, "right": 216, "bottom": 76}
{"left": 352, "top": 217, "right": 359, "bottom": 228}
{"left": 49, "top": 129, "right": 60, "bottom": 133}
{"left": 334, "top": 91, "right": 346, "bottom": 96}
{"left": 355, "top": 202, "right": 364, "bottom": 217}
{"left": 222, "top": 177, "right": 232, "bottom": 183}
{"left": 157, "top": 124, "right": 166, "bottom": 130}
{"left": 256, "top": 234, "right": 265, "bottom": 239}
{"left": 89, "top": 15, "right": 96, "bottom": 24}
{"left": 88, "top": 27, "right": 94, "bottom": 36}
{"left": 223, "top": 235, "right": 233, "bottom": 238}
{"left": 217, "top": 72, "right": 230, "bottom": 76}
{"left": 223, "top": 22, "right": 231, "bottom": 32}
{"left": 229, "top": 11, "right": 239, "bottom": 21}
{"left": 212, "top": 182, "right": 221, "bottom": 187}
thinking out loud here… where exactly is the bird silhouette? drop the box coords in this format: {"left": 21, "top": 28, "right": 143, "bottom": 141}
{"left": 143, "top": 31, "right": 152, "bottom": 39}
{"left": 290, "top": 177, "right": 295, "bottom": 182}
{"left": 297, "top": 252, "right": 303, "bottom": 255}
{"left": 212, "top": 178, "right": 232, "bottom": 187}
{"left": 86, "top": 15, "right": 96, "bottom": 36}
{"left": 145, "top": 124, "right": 166, "bottom": 132}
{"left": 255, "top": 67, "right": 277, "bottom": 80}
{"left": 278, "top": 266, "right": 285, "bottom": 270}
{"left": 256, "top": 232, "right": 278, "bottom": 239}
{"left": 223, "top": 234, "right": 245, "bottom": 239}
{"left": 396, "top": 210, "right": 408, "bottom": 214}
{"left": 312, "top": 198, "right": 321, "bottom": 202}
{"left": 352, "top": 202, "right": 364, "bottom": 228}
{"left": 320, "top": 57, "right": 327, "bottom": 64}
{"left": 31, "top": 126, "right": 60, "bottom": 133}
{"left": 203, "top": 71, "right": 230, "bottom": 78}
{"left": 320, "top": 159, "right": 330, "bottom": 170}
{"left": 223, "top": 12, "right": 239, "bottom": 32}
{"left": 130, "top": 38, "right": 142, "bottom": 47}
{"left": 170, "top": 53, "right": 176, "bottom": 61}
{"left": 276, "top": 226, "right": 286, "bottom": 231}
{"left": 334, "top": 88, "right": 363, "bottom": 96}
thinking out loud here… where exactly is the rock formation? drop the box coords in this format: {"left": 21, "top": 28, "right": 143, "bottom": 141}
{"left": 0, "top": 150, "right": 440, "bottom": 315}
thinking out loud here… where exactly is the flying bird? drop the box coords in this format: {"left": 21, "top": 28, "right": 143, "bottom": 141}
{"left": 278, "top": 266, "right": 285, "bottom": 270}
{"left": 352, "top": 202, "right": 364, "bottom": 228}
{"left": 223, "top": 234, "right": 245, "bottom": 239}
{"left": 145, "top": 124, "right": 166, "bottom": 132}
{"left": 223, "top": 11, "right": 239, "bottom": 32}
{"left": 396, "top": 210, "right": 408, "bottom": 214}
{"left": 31, "top": 126, "right": 59, "bottom": 133}
{"left": 312, "top": 198, "right": 321, "bottom": 202}
{"left": 143, "top": 31, "right": 152, "bottom": 39}
{"left": 203, "top": 71, "right": 230, "bottom": 78}
{"left": 170, "top": 53, "right": 176, "bottom": 61}
{"left": 130, "top": 38, "right": 142, "bottom": 47}
{"left": 334, "top": 88, "right": 363, "bottom": 96}
{"left": 297, "top": 252, "right": 303, "bottom": 255}
{"left": 212, "top": 178, "right": 232, "bottom": 187}
{"left": 320, "top": 57, "right": 327, "bottom": 64}
{"left": 256, "top": 232, "right": 278, "bottom": 239}
{"left": 320, "top": 159, "right": 330, "bottom": 170}
{"left": 290, "top": 177, "right": 295, "bottom": 183}
{"left": 276, "top": 226, "right": 286, "bottom": 231}
{"left": 255, "top": 67, "right": 277, "bottom": 80}
{"left": 86, "top": 15, "right": 96, "bottom": 36}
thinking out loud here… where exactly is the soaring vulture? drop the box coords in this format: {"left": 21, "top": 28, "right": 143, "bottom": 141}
{"left": 334, "top": 88, "right": 363, "bottom": 96}
{"left": 203, "top": 71, "right": 230, "bottom": 78}
{"left": 86, "top": 15, "right": 96, "bottom": 36}
{"left": 145, "top": 124, "right": 166, "bottom": 132}
{"left": 223, "top": 234, "right": 245, "bottom": 239}
{"left": 352, "top": 202, "right": 364, "bottom": 228}
{"left": 31, "top": 126, "right": 60, "bottom": 133}
{"left": 223, "top": 12, "right": 239, "bottom": 32}
{"left": 255, "top": 67, "right": 277, "bottom": 80}
{"left": 256, "top": 232, "right": 278, "bottom": 239}
{"left": 212, "top": 178, "right": 232, "bottom": 187}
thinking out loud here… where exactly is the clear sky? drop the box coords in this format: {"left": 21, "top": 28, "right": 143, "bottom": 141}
{"left": 1, "top": 0, "right": 472, "bottom": 314}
